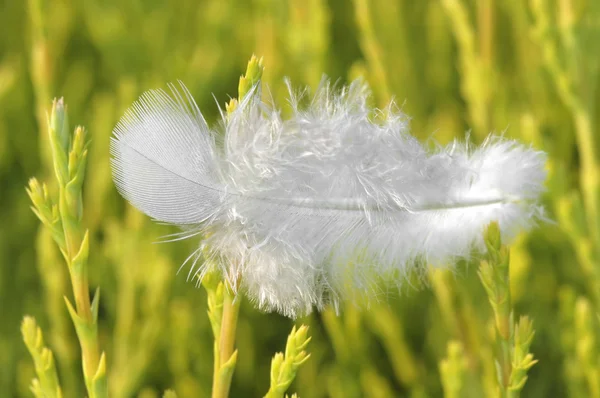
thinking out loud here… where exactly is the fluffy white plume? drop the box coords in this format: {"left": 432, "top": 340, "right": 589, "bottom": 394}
{"left": 110, "top": 79, "right": 546, "bottom": 318}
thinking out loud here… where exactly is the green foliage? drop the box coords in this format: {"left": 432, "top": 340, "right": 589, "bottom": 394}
{"left": 1, "top": 0, "right": 599, "bottom": 397}
{"left": 479, "top": 222, "right": 537, "bottom": 398}
{"left": 265, "top": 325, "right": 311, "bottom": 398}
{"left": 21, "top": 316, "right": 63, "bottom": 398}
{"left": 28, "top": 96, "right": 106, "bottom": 397}
{"left": 439, "top": 341, "right": 467, "bottom": 398}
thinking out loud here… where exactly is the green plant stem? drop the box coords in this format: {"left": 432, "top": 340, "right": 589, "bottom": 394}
{"left": 27, "top": 0, "right": 53, "bottom": 169}
{"left": 264, "top": 325, "right": 311, "bottom": 398}
{"left": 206, "top": 55, "right": 263, "bottom": 398}
{"left": 219, "top": 293, "right": 240, "bottom": 373}
{"left": 21, "top": 316, "right": 63, "bottom": 398}
{"left": 211, "top": 289, "right": 241, "bottom": 398}
{"left": 61, "top": 188, "right": 101, "bottom": 394}
{"left": 69, "top": 268, "right": 92, "bottom": 321}
{"left": 441, "top": 0, "right": 492, "bottom": 138}
{"left": 479, "top": 223, "right": 537, "bottom": 398}
{"left": 500, "top": 337, "right": 513, "bottom": 397}
{"left": 29, "top": 99, "right": 107, "bottom": 397}
{"left": 573, "top": 108, "right": 600, "bottom": 244}
{"left": 492, "top": 287, "right": 513, "bottom": 398}
{"left": 62, "top": 221, "right": 91, "bottom": 318}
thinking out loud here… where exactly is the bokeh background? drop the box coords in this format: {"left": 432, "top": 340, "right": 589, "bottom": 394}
{"left": 1, "top": 0, "right": 599, "bottom": 397}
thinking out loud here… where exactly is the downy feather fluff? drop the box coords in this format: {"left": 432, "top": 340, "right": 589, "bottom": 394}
{"left": 110, "top": 79, "right": 546, "bottom": 318}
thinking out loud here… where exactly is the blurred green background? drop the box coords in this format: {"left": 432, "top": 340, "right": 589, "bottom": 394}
{"left": 1, "top": 0, "right": 599, "bottom": 397}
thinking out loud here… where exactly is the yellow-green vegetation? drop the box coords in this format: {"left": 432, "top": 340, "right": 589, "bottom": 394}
{"left": 21, "top": 317, "right": 63, "bottom": 398}
{"left": 265, "top": 325, "right": 311, "bottom": 398}
{"left": 27, "top": 97, "right": 107, "bottom": 398}
{"left": 479, "top": 222, "right": 538, "bottom": 397}
{"left": 1, "top": 0, "right": 598, "bottom": 397}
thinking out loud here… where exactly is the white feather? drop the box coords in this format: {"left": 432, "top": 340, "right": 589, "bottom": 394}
{"left": 110, "top": 79, "right": 546, "bottom": 318}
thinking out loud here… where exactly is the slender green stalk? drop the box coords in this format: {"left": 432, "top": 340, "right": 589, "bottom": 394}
{"left": 219, "top": 293, "right": 241, "bottom": 369}
{"left": 26, "top": 2, "right": 79, "bottom": 392}
{"left": 264, "top": 325, "right": 311, "bottom": 398}
{"left": 531, "top": 0, "right": 600, "bottom": 262}
{"left": 574, "top": 297, "right": 600, "bottom": 398}
{"left": 479, "top": 222, "right": 537, "bottom": 398}
{"left": 27, "top": 0, "right": 54, "bottom": 169}
{"left": 27, "top": 99, "right": 107, "bottom": 398}
{"left": 352, "top": 0, "right": 392, "bottom": 101}
{"left": 440, "top": 0, "right": 493, "bottom": 138}
{"left": 573, "top": 109, "right": 600, "bottom": 247}
{"left": 366, "top": 305, "right": 421, "bottom": 387}
{"left": 21, "top": 316, "right": 63, "bottom": 398}
{"left": 439, "top": 341, "right": 467, "bottom": 398}
{"left": 211, "top": 289, "right": 241, "bottom": 398}
{"left": 203, "top": 55, "right": 264, "bottom": 398}
{"left": 163, "top": 390, "right": 178, "bottom": 398}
